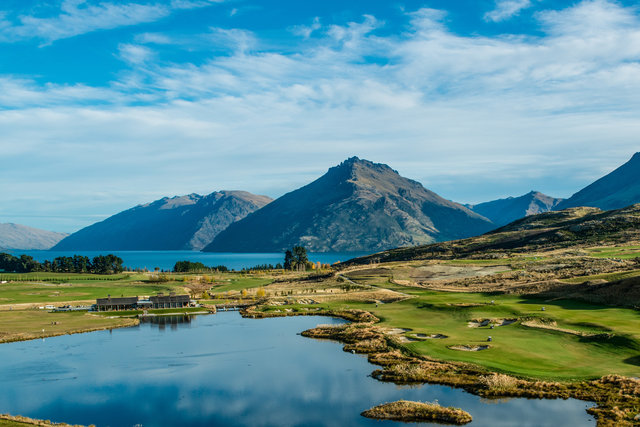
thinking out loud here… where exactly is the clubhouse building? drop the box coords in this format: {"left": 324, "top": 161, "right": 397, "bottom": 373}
{"left": 96, "top": 293, "right": 191, "bottom": 312}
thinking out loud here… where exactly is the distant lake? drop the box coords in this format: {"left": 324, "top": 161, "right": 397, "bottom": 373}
{"left": 5, "top": 250, "right": 370, "bottom": 271}
{"left": 0, "top": 312, "right": 594, "bottom": 427}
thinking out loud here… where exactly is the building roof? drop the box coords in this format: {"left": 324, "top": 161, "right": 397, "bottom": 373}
{"left": 150, "top": 294, "right": 190, "bottom": 303}
{"left": 96, "top": 296, "right": 138, "bottom": 305}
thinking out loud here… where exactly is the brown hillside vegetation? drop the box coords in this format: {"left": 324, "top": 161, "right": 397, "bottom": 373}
{"left": 342, "top": 204, "right": 640, "bottom": 266}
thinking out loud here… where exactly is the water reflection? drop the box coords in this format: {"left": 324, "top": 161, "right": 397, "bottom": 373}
{"left": 0, "top": 313, "right": 595, "bottom": 427}
{"left": 140, "top": 314, "right": 193, "bottom": 330}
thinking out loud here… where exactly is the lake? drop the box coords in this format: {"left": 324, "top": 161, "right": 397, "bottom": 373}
{"left": 5, "top": 250, "right": 370, "bottom": 271}
{"left": 0, "top": 312, "right": 595, "bottom": 426}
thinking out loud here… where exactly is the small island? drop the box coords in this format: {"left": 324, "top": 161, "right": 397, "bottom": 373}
{"left": 361, "top": 400, "right": 472, "bottom": 424}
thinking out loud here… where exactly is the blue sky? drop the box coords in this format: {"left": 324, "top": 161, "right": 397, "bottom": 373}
{"left": 1, "top": 0, "right": 639, "bottom": 232}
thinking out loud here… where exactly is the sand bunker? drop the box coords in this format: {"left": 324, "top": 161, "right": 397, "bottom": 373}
{"left": 521, "top": 319, "right": 607, "bottom": 337}
{"left": 449, "top": 345, "right": 491, "bottom": 352}
{"left": 468, "top": 318, "right": 517, "bottom": 328}
{"left": 410, "top": 333, "right": 448, "bottom": 340}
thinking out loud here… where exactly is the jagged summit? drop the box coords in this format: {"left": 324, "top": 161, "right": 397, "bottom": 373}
{"left": 204, "top": 157, "right": 494, "bottom": 252}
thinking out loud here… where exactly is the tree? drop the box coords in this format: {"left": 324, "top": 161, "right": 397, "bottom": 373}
{"left": 284, "top": 250, "right": 294, "bottom": 270}
{"left": 292, "top": 246, "right": 308, "bottom": 265}
{"left": 284, "top": 246, "right": 308, "bottom": 271}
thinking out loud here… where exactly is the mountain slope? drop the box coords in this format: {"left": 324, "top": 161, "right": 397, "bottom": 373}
{"left": 0, "top": 223, "right": 68, "bottom": 250}
{"left": 555, "top": 152, "right": 640, "bottom": 211}
{"left": 53, "top": 191, "right": 272, "bottom": 251}
{"left": 469, "top": 191, "right": 563, "bottom": 227}
{"left": 203, "top": 157, "right": 494, "bottom": 253}
{"left": 341, "top": 204, "right": 640, "bottom": 266}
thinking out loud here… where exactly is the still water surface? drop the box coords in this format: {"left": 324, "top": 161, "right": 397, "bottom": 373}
{"left": 0, "top": 313, "right": 594, "bottom": 426}
{"left": 7, "top": 250, "right": 368, "bottom": 271}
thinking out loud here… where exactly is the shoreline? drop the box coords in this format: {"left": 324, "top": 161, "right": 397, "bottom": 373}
{"left": 1, "top": 304, "right": 637, "bottom": 425}
{"left": 0, "top": 308, "right": 215, "bottom": 344}
{"left": 0, "top": 317, "right": 140, "bottom": 344}
{"left": 241, "top": 304, "right": 640, "bottom": 426}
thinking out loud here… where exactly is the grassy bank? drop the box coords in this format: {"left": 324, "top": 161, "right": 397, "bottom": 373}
{"left": 0, "top": 310, "right": 138, "bottom": 343}
{"left": 278, "top": 307, "right": 640, "bottom": 426}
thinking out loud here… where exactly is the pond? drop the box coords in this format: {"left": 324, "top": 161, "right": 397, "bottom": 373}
{"left": 0, "top": 313, "right": 595, "bottom": 426}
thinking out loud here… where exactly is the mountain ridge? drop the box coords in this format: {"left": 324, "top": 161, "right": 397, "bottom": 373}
{"left": 469, "top": 191, "right": 563, "bottom": 227}
{"left": 555, "top": 152, "right": 640, "bottom": 211}
{"left": 53, "top": 190, "right": 272, "bottom": 251}
{"left": 0, "top": 223, "right": 68, "bottom": 250}
{"left": 204, "top": 157, "right": 495, "bottom": 252}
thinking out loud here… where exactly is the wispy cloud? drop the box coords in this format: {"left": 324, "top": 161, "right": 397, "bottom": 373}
{"left": 0, "top": 0, "right": 220, "bottom": 44}
{"left": 484, "top": 0, "right": 533, "bottom": 22}
{"left": 290, "top": 17, "right": 321, "bottom": 39}
{"left": 2, "top": 0, "right": 640, "bottom": 230}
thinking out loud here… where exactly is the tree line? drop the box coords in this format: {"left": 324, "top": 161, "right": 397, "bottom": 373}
{"left": 0, "top": 253, "right": 124, "bottom": 274}
{"left": 173, "top": 260, "right": 229, "bottom": 273}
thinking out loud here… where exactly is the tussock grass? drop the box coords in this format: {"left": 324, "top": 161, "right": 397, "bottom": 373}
{"left": 361, "top": 400, "right": 472, "bottom": 424}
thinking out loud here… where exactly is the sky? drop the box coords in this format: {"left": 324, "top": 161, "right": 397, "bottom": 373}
{"left": 0, "top": 0, "right": 639, "bottom": 233}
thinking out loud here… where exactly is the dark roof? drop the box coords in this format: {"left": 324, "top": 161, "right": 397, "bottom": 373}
{"left": 150, "top": 294, "right": 190, "bottom": 303}
{"left": 96, "top": 297, "right": 138, "bottom": 305}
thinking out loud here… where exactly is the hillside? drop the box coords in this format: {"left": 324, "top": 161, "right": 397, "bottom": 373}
{"left": 203, "top": 157, "right": 494, "bottom": 252}
{"left": 342, "top": 204, "right": 640, "bottom": 266}
{"left": 53, "top": 191, "right": 272, "bottom": 251}
{"left": 555, "top": 152, "right": 640, "bottom": 211}
{"left": 0, "top": 223, "right": 68, "bottom": 250}
{"left": 469, "top": 191, "right": 562, "bottom": 227}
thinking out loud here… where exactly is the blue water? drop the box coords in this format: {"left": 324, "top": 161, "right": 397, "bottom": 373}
{"left": 5, "top": 250, "right": 369, "bottom": 271}
{"left": 0, "top": 313, "right": 595, "bottom": 427}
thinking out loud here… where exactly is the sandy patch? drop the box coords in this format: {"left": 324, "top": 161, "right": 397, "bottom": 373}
{"left": 409, "top": 333, "right": 448, "bottom": 340}
{"left": 521, "top": 319, "right": 607, "bottom": 337}
{"left": 409, "top": 264, "right": 511, "bottom": 282}
{"left": 449, "top": 345, "right": 491, "bottom": 351}
{"left": 468, "top": 318, "right": 517, "bottom": 328}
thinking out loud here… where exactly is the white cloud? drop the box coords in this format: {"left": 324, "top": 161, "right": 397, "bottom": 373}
{"left": 291, "top": 17, "right": 321, "bottom": 39}
{"left": 118, "top": 43, "right": 155, "bottom": 64}
{"left": 485, "top": 0, "right": 533, "bottom": 22}
{"left": 2, "top": 0, "right": 640, "bottom": 230}
{"left": 0, "top": 0, "right": 220, "bottom": 44}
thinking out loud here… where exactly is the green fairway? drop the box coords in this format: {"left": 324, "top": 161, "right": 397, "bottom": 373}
{"left": 0, "top": 310, "right": 137, "bottom": 343}
{"left": 0, "top": 272, "right": 131, "bottom": 283}
{"left": 588, "top": 245, "right": 640, "bottom": 259}
{"left": 209, "top": 276, "right": 272, "bottom": 293}
{"left": 0, "top": 274, "right": 184, "bottom": 305}
{"left": 305, "top": 277, "right": 640, "bottom": 380}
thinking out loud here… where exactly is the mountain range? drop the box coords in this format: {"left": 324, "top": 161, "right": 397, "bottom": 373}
{"left": 0, "top": 223, "right": 68, "bottom": 250}
{"left": 203, "top": 157, "right": 494, "bottom": 252}
{"left": 11, "top": 152, "right": 640, "bottom": 253}
{"left": 52, "top": 191, "right": 272, "bottom": 251}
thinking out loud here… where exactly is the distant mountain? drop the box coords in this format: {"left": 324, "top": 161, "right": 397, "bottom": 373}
{"left": 468, "top": 191, "right": 563, "bottom": 227}
{"left": 203, "top": 157, "right": 495, "bottom": 253}
{"left": 555, "top": 152, "right": 640, "bottom": 211}
{"left": 0, "top": 223, "right": 68, "bottom": 250}
{"left": 53, "top": 191, "right": 272, "bottom": 251}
